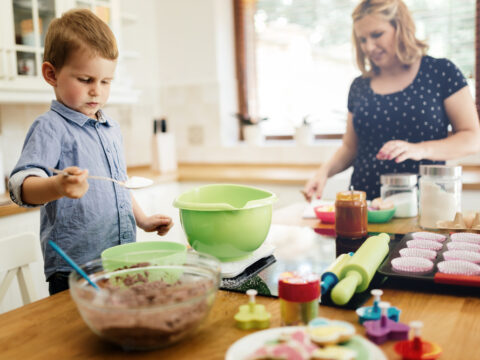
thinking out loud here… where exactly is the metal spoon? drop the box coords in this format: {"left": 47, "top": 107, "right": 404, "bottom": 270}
{"left": 49, "top": 168, "right": 153, "bottom": 189}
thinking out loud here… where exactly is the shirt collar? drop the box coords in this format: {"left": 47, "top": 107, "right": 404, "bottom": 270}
{"left": 50, "top": 100, "right": 112, "bottom": 127}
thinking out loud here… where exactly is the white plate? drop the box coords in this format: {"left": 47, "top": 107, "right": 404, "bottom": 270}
{"left": 225, "top": 326, "right": 387, "bottom": 360}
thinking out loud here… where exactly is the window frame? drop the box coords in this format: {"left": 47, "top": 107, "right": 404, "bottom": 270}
{"left": 233, "top": 0, "right": 480, "bottom": 142}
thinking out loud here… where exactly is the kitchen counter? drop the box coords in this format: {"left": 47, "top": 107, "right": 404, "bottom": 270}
{"left": 0, "top": 202, "right": 479, "bottom": 359}
{"left": 2, "top": 163, "right": 480, "bottom": 218}
{"left": 0, "top": 193, "right": 37, "bottom": 217}
{"left": 272, "top": 201, "right": 423, "bottom": 234}
{"left": 178, "top": 163, "right": 480, "bottom": 189}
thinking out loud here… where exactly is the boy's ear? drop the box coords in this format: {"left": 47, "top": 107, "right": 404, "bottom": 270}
{"left": 42, "top": 62, "right": 57, "bottom": 87}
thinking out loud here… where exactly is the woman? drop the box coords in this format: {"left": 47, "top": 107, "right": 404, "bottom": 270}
{"left": 304, "top": 0, "right": 480, "bottom": 200}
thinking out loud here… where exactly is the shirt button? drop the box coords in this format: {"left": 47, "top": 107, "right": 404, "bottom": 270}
{"left": 120, "top": 203, "right": 125, "bottom": 209}
{"left": 122, "top": 233, "right": 129, "bottom": 239}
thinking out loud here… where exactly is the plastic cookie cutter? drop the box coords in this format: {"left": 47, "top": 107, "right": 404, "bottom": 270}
{"left": 234, "top": 289, "right": 271, "bottom": 330}
{"left": 363, "top": 301, "right": 409, "bottom": 345}
{"left": 394, "top": 321, "right": 442, "bottom": 360}
{"left": 307, "top": 317, "right": 356, "bottom": 346}
{"left": 356, "top": 289, "right": 400, "bottom": 324}
{"left": 310, "top": 345, "right": 356, "bottom": 360}
{"left": 320, "top": 252, "right": 353, "bottom": 295}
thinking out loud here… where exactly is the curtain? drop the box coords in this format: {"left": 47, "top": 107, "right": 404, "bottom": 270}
{"left": 476, "top": 0, "right": 480, "bottom": 114}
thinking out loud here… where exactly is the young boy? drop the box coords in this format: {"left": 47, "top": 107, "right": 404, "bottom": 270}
{"left": 9, "top": 9, "right": 173, "bottom": 295}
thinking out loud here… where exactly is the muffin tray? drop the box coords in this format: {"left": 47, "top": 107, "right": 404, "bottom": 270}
{"left": 378, "top": 232, "right": 480, "bottom": 287}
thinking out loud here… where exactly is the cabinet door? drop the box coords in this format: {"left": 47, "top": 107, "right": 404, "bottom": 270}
{"left": 0, "top": 0, "right": 18, "bottom": 84}
{"left": 12, "top": 0, "right": 56, "bottom": 77}
{"left": 0, "top": 0, "right": 55, "bottom": 95}
{"left": 0, "top": 0, "right": 137, "bottom": 103}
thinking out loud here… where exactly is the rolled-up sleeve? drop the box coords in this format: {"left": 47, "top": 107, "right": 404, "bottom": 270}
{"left": 9, "top": 168, "right": 48, "bottom": 207}
{"left": 9, "top": 114, "right": 62, "bottom": 207}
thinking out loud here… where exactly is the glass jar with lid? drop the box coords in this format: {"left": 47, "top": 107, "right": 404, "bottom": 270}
{"left": 380, "top": 173, "right": 418, "bottom": 218}
{"left": 418, "top": 165, "right": 462, "bottom": 229}
{"left": 335, "top": 190, "right": 368, "bottom": 239}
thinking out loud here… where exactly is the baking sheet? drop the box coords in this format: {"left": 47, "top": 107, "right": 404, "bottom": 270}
{"left": 378, "top": 232, "right": 480, "bottom": 289}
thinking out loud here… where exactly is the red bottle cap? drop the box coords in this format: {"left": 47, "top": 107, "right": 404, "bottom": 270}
{"left": 278, "top": 272, "right": 321, "bottom": 302}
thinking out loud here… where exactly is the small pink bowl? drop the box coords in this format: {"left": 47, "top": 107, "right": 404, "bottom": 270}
{"left": 314, "top": 205, "right": 335, "bottom": 224}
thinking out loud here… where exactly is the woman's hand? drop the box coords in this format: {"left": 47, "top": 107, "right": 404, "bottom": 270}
{"left": 303, "top": 169, "right": 328, "bottom": 202}
{"left": 376, "top": 140, "right": 425, "bottom": 163}
{"left": 138, "top": 214, "right": 173, "bottom": 236}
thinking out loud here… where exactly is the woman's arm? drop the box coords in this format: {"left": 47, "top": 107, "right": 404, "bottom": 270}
{"left": 377, "top": 86, "right": 480, "bottom": 162}
{"left": 303, "top": 112, "right": 358, "bottom": 200}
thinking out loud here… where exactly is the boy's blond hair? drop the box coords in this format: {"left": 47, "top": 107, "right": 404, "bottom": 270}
{"left": 352, "top": 0, "right": 428, "bottom": 77}
{"left": 43, "top": 8, "right": 118, "bottom": 69}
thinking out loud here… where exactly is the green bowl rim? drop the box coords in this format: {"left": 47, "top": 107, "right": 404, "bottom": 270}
{"left": 172, "top": 183, "right": 278, "bottom": 211}
{"left": 101, "top": 241, "right": 187, "bottom": 262}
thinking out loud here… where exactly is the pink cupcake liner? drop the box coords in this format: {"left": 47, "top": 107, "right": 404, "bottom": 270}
{"left": 399, "top": 247, "right": 437, "bottom": 260}
{"left": 443, "top": 250, "right": 480, "bottom": 264}
{"left": 450, "top": 232, "right": 480, "bottom": 244}
{"left": 391, "top": 257, "right": 434, "bottom": 273}
{"left": 411, "top": 232, "right": 447, "bottom": 243}
{"left": 406, "top": 239, "right": 444, "bottom": 251}
{"left": 446, "top": 241, "right": 480, "bottom": 252}
{"left": 437, "top": 260, "right": 480, "bottom": 276}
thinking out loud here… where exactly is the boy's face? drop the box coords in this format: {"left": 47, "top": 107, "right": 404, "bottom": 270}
{"left": 52, "top": 49, "right": 117, "bottom": 119}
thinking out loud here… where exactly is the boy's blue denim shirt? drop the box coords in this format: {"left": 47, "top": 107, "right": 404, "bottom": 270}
{"left": 9, "top": 100, "right": 136, "bottom": 280}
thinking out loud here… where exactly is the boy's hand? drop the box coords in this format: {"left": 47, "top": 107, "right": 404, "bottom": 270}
{"left": 53, "top": 166, "right": 89, "bottom": 199}
{"left": 139, "top": 214, "right": 173, "bottom": 236}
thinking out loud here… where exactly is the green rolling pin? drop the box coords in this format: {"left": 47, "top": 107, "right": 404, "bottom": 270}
{"left": 321, "top": 252, "right": 353, "bottom": 294}
{"left": 331, "top": 233, "right": 390, "bottom": 305}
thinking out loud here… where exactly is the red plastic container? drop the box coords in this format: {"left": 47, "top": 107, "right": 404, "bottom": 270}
{"left": 314, "top": 205, "right": 335, "bottom": 224}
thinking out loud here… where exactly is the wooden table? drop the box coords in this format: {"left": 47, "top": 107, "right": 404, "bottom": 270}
{"left": 1, "top": 203, "right": 479, "bottom": 359}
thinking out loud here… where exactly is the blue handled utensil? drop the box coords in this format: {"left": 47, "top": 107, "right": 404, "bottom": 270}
{"left": 48, "top": 240, "right": 99, "bottom": 290}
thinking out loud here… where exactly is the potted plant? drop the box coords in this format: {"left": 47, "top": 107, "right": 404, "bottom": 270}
{"left": 235, "top": 114, "right": 268, "bottom": 146}
{"left": 294, "top": 115, "right": 314, "bottom": 145}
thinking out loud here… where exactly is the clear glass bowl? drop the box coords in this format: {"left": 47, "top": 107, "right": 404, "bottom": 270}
{"left": 69, "top": 251, "right": 221, "bottom": 350}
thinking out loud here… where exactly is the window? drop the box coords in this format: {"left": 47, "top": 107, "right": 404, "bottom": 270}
{"left": 237, "top": 0, "right": 476, "bottom": 138}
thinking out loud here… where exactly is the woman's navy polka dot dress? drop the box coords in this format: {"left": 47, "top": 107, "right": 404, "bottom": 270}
{"left": 347, "top": 55, "right": 468, "bottom": 199}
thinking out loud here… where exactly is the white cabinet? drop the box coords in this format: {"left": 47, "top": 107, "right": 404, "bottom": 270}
{"left": 0, "top": 0, "right": 139, "bottom": 104}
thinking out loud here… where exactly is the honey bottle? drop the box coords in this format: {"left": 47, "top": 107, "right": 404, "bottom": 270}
{"left": 335, "top": 190, "right": 368, "bottom": 245}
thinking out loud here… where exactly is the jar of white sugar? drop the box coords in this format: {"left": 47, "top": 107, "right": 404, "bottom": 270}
{"left": 419, "top": 165, "right": 462, "bottom": 229}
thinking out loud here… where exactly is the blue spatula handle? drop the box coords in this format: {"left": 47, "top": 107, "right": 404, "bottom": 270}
{"left": 48, "top": 240, "right": 99, "bottom": 290}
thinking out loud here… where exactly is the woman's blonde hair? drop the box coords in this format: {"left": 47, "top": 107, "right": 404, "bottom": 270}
{"left": 43, "top": 9, "right": 118, "bottom": 69}
{"left": 352, "top": 0, "right": 428, "bottom": 77}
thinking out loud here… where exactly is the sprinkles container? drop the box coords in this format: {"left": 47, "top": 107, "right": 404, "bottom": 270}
{"left": 278, "top": 272, "right": 320, "bottom": 326}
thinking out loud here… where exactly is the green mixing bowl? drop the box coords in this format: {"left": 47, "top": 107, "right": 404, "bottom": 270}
{"left": 173, "top": 184, "right": 277, "bottom": 262}
{"left": 101, "top": 241, "right": 187, "bottom": 271}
